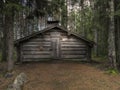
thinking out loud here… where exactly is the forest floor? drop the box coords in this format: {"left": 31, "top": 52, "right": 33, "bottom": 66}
{"left": 1, "top": 60, "right": 120, "bottom": 90}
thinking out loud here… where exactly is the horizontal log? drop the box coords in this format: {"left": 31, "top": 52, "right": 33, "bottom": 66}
{"left": 40, "top": 33, "right": 50, "bottom": 35}
{"left": 35, "top": 35, "right": 51, "bottom": 38}
{"left": 23, "top": 42, "right": 51, "bottom": 45}
{"left": 23, "top": 51, "right": 51, "bottom": 55}
{"left": 62, "top": 55, "right": 86, "bottom": 59}
{"left": 29, "top": 38, "right": 51, "bottom": 42}
{"left": 61, "top": 59, "right": 87, "bottom": 61}
{"left": 61, "top": 44, "right": 86, "bottom": 46}
{"left": 23, "top": 55, "right": 51, "bottom": 59}
{"left": 61, "top": 45, "right": 86, "bottom": 48}
{"left": 61, "top": 48, "right": 87, "bottom": 51}
{"left": 22, "top": 48, "right": 51, "bottom": 51}
{"left": 22, "top": 58, "right": 50, "bottom": 61}
{"left": 49, "top": 30, "right": 62, "bottom": 33}
{"left": 61, "top": 38, "right": 84, "bottom": 42}
{"left": 22, "top": 47, "right": 87, "bottom": 51}
{"left": 22, "top": 45, "right": 51, "bottom": 49}
{"left": 61, "top": 33, "right": 67, "bottom": 36}
{"left": 51, "top": 32, "right": 61, "bottom": 36}
{"left": 62, "top": 51, "right": 87, "bottom": 55}
{"left": 22, "top": 47, "right": 51, "bottom": 51}
{"left": 61, "top": 42, "right": 85, "bottom": 45}
{"left": 43, "top": 35, "right": 51, "bottom": 38}
{"left": 22, "top": 44, "right": 51, "bottom": 47}
{"left": 22, "top": 48, "right": 43, "bottom": 51}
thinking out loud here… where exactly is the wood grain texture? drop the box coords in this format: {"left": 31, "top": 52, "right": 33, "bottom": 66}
{"left": 62, "top": 55, "right": 86, "bottom": 59}
{"left": 17, "top": 28, "right": 91, "bottom": 61}
{"left": 23, "top": 51, "right": 51, "bottom": 55}
{"left": 23, "top": 55, "right": 51, "bottom": 58}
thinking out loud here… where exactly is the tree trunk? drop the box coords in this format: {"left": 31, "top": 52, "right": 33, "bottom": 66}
{"left": 81, "top": 0, "right": 85, "bottom": 36}
{"left": 66, "top": 0, "right": 71, "bottom": 31}
{"left": 114, "top": 0, "right": 120, "bottom": 68}
{"left": 4, "top": 14, "right": 14, "bottom": 72}
{"left": 108, "top": 0, "right": 117, "bottom": 69}
{"left": 94, "top": 29, "right": 98, "bottom": 56}
{"left": 2, "top": 14, "right": 8, "bottom": 62}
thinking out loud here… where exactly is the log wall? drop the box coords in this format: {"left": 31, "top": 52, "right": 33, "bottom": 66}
{"left": 19, "top": 29, "right": 90, "bottom": 61}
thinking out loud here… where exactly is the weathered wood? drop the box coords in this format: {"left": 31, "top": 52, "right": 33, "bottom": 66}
{"left": 62, "top": 55, "right": 86, "bottom": 59}
{"left": 22, "top": 44, "right": 51, "bottom": 47}
{"left": 62, "top": 51, "right": 86, "bottom": 55}
{"left": 23, "top": 42, "right": 51, "bottom": 45}
{"left": 51, "top": 39, "right": 56, "bottom": 58}
{"left": 61, "top": 45, "right": 86, "bottom": 48}
{"left": 22, "top": 58, "right": 50, "bottom": 61}
{"left": 22, "top": 45, "right": 51, "bottom": 49}
{"left": 30, "top": 38, "right": 50, "bottom": 40}
{"left": 62, "top": 59, "right": 87, "bottom": 61}
{"left": 61, "top": 42, "right": 85, "bottom": 45}
{"left": 61, "top": 36, "right": 84, "bottom": 41}
{"left": 50, "top": 31, "right": 61, "bottom": 37}
{"left": 23, "top": 51, "right": 51, "bottom": 55}
{"left": 22, "top": 47, "right": 51, "bottom": 51}
{"left": 61, "top": 48, "right": 86, "bottom": 50}
{"left": 23, "top": 55, "right": 51, "bottom": 58}
{"left": 61, "top": 44, "right": 86, "bottom": 46}
{"left": 15, "top": 27, "right": 93, "bottom": 62}
{"left": 16, "top": 46, "right": 21, "bottom": 62}
{"left": 57, "top": 38, "right": 61, "bottom": 58}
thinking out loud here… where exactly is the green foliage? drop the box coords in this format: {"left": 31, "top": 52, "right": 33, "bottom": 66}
{"left": 69, "top": 3, "right": 94, "bottom": 40}
{"left": 114, "top": 10, "right": 120, "bottom": 16}
{"left": 106, "top": 68, "right": 119, "bottom": 75}
{"left": 0, "top": 0, "right": 23, "bottom": 15}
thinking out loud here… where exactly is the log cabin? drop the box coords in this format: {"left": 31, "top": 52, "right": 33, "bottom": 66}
{"left": 15, "top": 21, "right": 94, "bottom": 62}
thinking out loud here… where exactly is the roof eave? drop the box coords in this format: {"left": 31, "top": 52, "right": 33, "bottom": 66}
{"left": 14, "top": 25, "right": 95, "bottom": 47}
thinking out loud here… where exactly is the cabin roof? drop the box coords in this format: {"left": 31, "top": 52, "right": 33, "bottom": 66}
{"left": 14, "top": 25, "right": 94, "bottom": 47}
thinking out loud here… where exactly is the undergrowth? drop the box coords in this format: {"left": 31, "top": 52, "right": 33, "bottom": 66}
{"left": 106, "top": 68, "right": 119, "bottom": 75}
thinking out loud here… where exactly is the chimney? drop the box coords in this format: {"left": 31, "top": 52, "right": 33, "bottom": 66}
{"left": 47, "top": 20, "right": 59, "bottom": 26}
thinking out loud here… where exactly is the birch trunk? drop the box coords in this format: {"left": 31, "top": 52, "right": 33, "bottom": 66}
{"left": 66, "top": 0, "right": 71, "bottom": 31}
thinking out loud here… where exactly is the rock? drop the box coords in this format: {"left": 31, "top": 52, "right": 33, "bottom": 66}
{"left": 7, "top": 73, "right": 27, "bottom": 90}
{"left": 7, "top": 84, "right": 22, "bottom": 90}
{"left": 14, "top": 73, "right": 27, "bottom": 86}
{"left": 5, "top": 73, "right": 13, "bottom": 78}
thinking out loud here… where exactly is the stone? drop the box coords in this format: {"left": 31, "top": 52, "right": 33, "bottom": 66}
{"left": 5, "top": 73, "right": 13, "bottom": 78}
{"left": 7, "top": 73, "right": 27, "bottom": 90}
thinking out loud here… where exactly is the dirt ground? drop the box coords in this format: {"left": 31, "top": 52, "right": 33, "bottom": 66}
{"left": 1, "top": 61, "right": 120, "bottom": 90}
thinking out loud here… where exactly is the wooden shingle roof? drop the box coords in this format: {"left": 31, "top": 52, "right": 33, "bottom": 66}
{"left": 15, "top": 25, "right": 94, "bottom": 47}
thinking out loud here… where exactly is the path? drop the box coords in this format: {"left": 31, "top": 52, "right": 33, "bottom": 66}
{"left": 17, "top": 62, "right": 120, "bottom": 90}
{"left": 1, "top": 61, "right": 120, "bottom": 90}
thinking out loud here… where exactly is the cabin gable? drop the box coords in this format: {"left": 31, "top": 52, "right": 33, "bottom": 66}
{"left": 16, "top": 26, "right": 93, "bottom": 62}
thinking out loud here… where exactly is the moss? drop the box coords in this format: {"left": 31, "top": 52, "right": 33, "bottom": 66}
{"left": 106, "top": 68, "right": 119, "bottom": 75}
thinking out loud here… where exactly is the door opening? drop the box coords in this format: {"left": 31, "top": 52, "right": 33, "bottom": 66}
{"left": 51, "top": 38, "right": 61, "bottom": 59}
